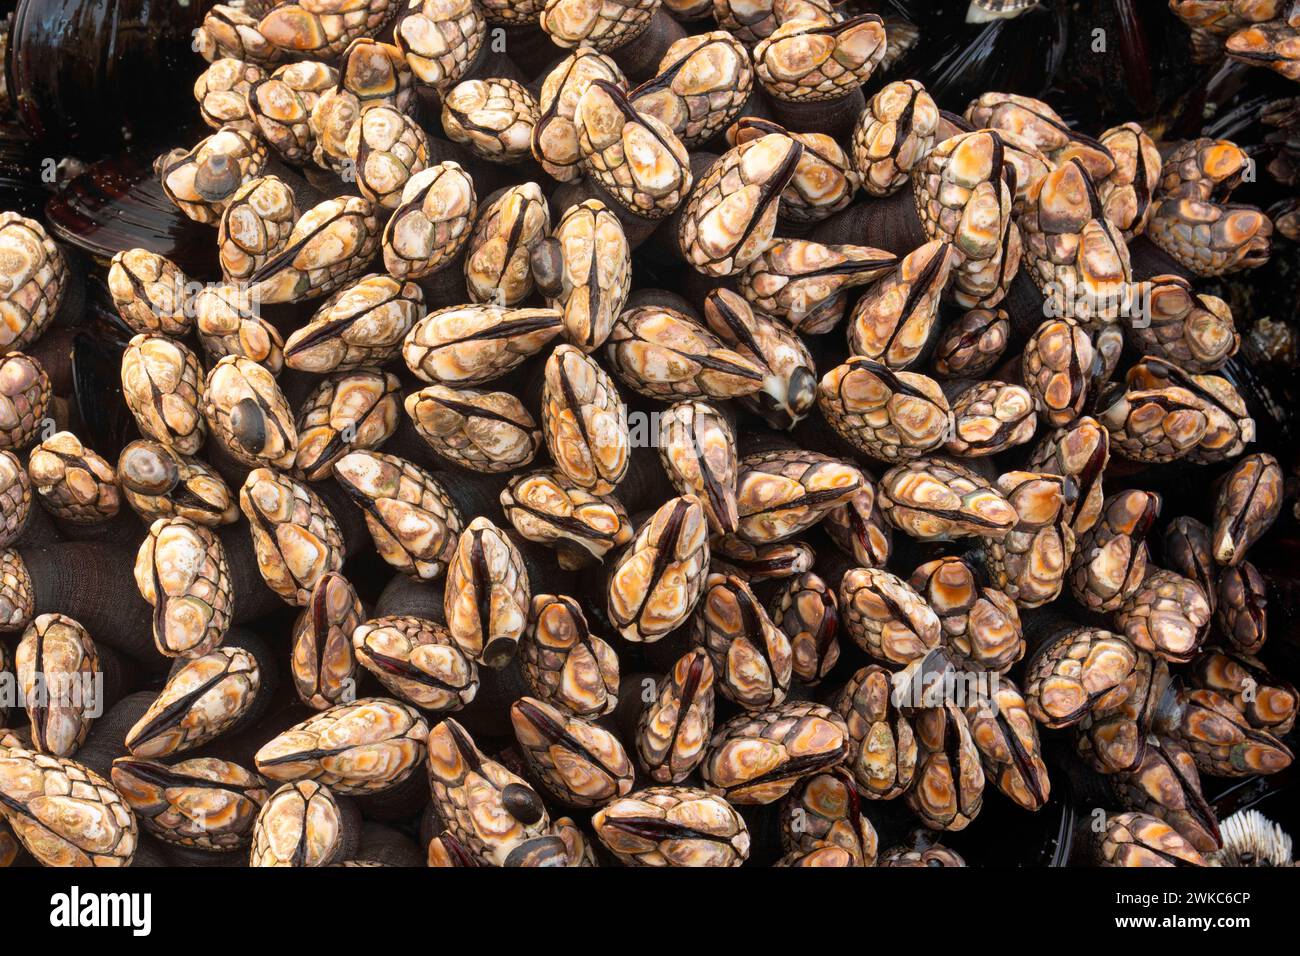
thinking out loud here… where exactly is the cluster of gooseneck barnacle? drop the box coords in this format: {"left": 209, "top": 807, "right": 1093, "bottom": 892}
{"left": 0, "top": 0, "right": 1294, "bottom": 870}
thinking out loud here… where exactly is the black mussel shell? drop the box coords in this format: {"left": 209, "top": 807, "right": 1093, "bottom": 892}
{"left": 46, "top": 149, "right": 218, "bottom": 278}
{"left": 7, "top": 0, "right": 206, "bottom": 153}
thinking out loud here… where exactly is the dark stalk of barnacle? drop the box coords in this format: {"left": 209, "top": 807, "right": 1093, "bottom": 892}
{"left": 124, "top": 630, "right": 275, "bottom": 760}
{"left": 592, "top": 785, "right": 750, "bottom": 866}
{"left": 725, "top": 117, "right": 860, "bottom": 230}
{"left": 737, "top": 239, "right": 897, "bottom": 335}
{"left": 1096, "top": 812, "right": 1206, "bottom": 867}
{"left": 1154, "top": 684, "right": 1293, "bottom": 778}
{"left": 910, "top": 555, "right": 1024, "bottom": 672}
{"left": 703, "top": 701, "right": 849, "bottom": 805}
{"left": 963, "top": 678, "right": 1050, "bottom": 812}
{"left": 702, "top": 288, "right": 816, "bottom": 430}
{"left": 770, "top": 572, "right": 838, "bottom": 686}
{"left": 1, "top": 543, "right": 163, "bottom": 668}
{"left": 1191, "top": 648, "right": 1297, "bottom": 735}
{"left": 1212, "top": 452, "right": 1284, "bottom": 566}
{"left": 250, "top": 780, "right": 361, "bottom": 868}
{"left": 340, "top": 823, "right": 426, "bottom": 867}
{"left": 751, "top": 15, "right": 887, "bottom": 139}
